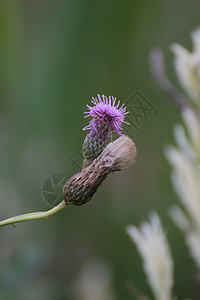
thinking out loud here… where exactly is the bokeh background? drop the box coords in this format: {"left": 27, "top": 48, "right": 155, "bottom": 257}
{"left": 0, "top": 1, "right": 200, "bottom": 299}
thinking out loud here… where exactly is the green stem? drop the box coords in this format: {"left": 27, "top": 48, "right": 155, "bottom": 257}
{"left": 0, "top": 200, "right": 67, "bottom": 228}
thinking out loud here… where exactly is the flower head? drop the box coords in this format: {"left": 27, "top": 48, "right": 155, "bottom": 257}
{"left": 64, "top": 136, "right": 136, "bottom": 205}
{"left": 82, "top": 94, "right": 129, "bottom": 166}
{"left": 83, "top": 94, "right": 129, "bottom": 135}
{"left": 126, "top": 213, "right": 174, "bottom": 300}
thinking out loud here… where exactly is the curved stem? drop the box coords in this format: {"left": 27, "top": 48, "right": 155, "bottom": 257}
{"left": 0, "top": 200, "right": 67, "bottom": 228}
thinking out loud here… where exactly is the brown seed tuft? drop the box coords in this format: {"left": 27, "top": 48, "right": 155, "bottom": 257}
{"left": 63, "top": 136, "right": 136, "bottom": 206}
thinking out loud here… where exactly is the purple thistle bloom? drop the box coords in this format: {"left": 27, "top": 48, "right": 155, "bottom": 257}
{"left": 82, "top": 94, "right": 129, "bottom": 167}
{"left": 83, "top": 94, "right": 129, "bottom": 135}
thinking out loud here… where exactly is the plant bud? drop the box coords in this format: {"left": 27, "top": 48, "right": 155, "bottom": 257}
{"left": 82, "top": 122, "right": 112, "bottom": 165}
{"left": 64, "top": 136, "right": 136, "bottom": 206}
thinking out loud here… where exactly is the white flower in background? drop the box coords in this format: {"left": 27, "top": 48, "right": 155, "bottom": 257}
{"left": 171, "top": 27, "right": 200, "bottom": 103}
{"left": 170, "top": 205, "right": 200, "bottom": 270}
{"left": 186, "top": 229, "right": 200, "bottom": 270}
{"left": 182, "top": 108, "right": 200, "bottom": 153}
{"left": 126, "top": 212, "right": 174, "bottom": 300}
{"left": 166, "top": 107, "right": 200, "bottom": 270}
{"left": 150, "top": 27, "right": 200, "bottom": 300}
{"left": 166, "top": 146, "right": 200, "bottom": 229}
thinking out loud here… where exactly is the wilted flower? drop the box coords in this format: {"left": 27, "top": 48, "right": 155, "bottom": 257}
{"left": 126, "top": 213, "right": 174, "bottom": 300}
{"left": 82, "top": 94, "right": 129, "bottom": 166}
{"left": 171, "top": 27, "right": 200, "bottom": 103}
{"left": 64, "top": 136, "right": 136, "bottom": 206}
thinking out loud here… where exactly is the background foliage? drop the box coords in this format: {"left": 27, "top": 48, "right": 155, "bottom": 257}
{"left": 0, "top": 1, "right": 200, "bottom": 299}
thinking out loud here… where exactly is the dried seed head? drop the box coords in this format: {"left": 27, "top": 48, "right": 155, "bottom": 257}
{"left": 103, "top": 135, "right": 136, "bottom": 170}
{"left": 64, "top": 136, "right": 136, "bottom": 206}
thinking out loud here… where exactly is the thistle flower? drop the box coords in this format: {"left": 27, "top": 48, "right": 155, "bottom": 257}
{"left": 0, "top": 99, "right": 135, "bottom": 228}
{"left": 126, "top": 213, "right": 174, "bottom": 300}
{"left": 171, "top": 27, "right": 200, "bottom": 103}
{"left": 64, "top": 136, "right": 136, "bottom": 206}
{"left": 82, "top": 94, "right": 129, "bottom": 166}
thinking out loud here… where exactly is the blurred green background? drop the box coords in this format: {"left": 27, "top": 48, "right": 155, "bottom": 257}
{"left": 0, "top": 0, "right": 200, "bottom": 299}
